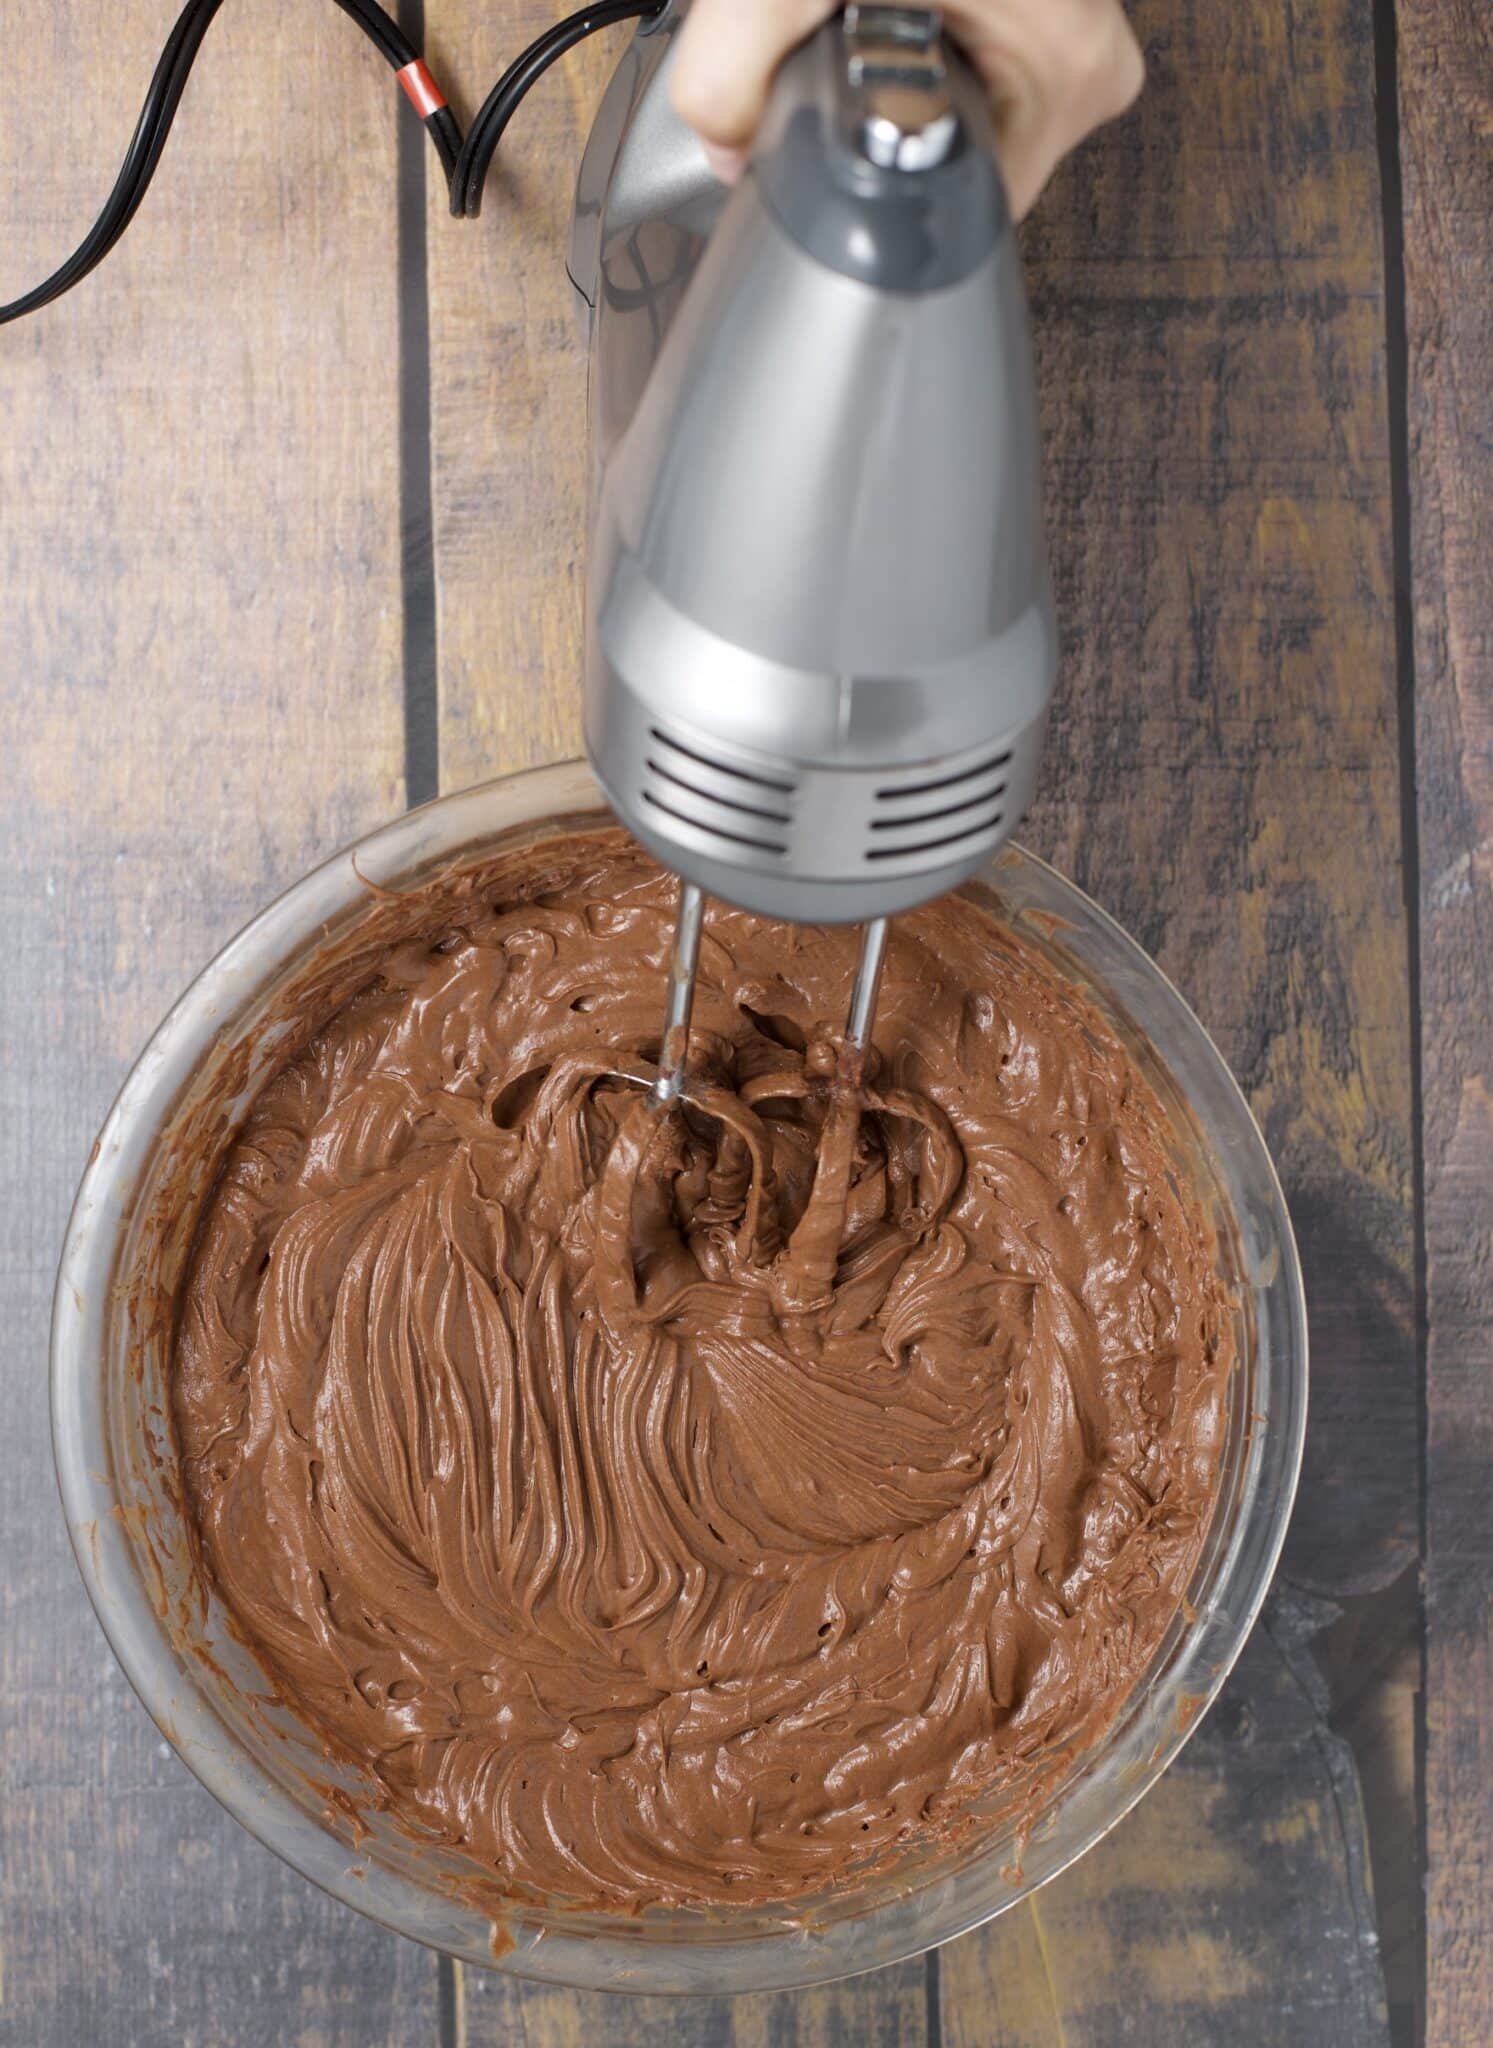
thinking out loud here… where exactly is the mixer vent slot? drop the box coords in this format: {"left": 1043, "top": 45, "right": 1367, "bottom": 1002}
{"left": 642, "top": 726, "right": 796, "bottom": 858}
{"left": 866, "top": 747, "right": 1012, "bottom": 863}
{"left": 649, "top": 728, "right": 796, "bottom": 796}
{"left": 876, "top": 748, "right": 1012, "bottom": 803}
{"left": 865, "top": 809, "right": 1004, "bottom": 860}
{"left": 641, "top": 793, "right": 788, "bottom": 854}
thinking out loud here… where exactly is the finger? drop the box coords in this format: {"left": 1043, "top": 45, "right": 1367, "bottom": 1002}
{"left": 702, "top": 141, "right": 749, "bottom": 187}
{"left": 943, "top": 0, "right": 1145, "bottom": 218}
{"left": 671, "top": 0, "right": 838, "bottom": 149}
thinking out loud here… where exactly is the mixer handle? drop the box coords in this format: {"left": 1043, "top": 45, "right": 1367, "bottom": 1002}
{"left": 749, "top": 1, "right": 1007, "bottom": 293}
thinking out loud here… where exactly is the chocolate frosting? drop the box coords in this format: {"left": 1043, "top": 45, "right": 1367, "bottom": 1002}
{"left": 173, "top": 829, "right": 1230, "bottom": 1911}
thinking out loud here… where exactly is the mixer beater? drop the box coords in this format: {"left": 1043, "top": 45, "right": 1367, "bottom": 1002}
{"left": 652, "top": 883, "right": 888, "bottom": 1108}
{"left": 655, "top": 881, "right": 706, "bottom": 1106}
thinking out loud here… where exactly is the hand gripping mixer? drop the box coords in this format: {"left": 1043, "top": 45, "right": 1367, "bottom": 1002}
{"left": 571, "top": 2, "right": 1056, "bottom": 1102}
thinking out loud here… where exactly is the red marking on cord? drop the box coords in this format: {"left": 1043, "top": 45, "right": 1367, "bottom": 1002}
{"left": 397, "top": 59, "right": 447, "bottom": 120}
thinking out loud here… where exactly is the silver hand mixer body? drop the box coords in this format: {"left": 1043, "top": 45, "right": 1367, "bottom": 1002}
{"left": 570, "top": 3, "right": 1056, "bottom": 1083}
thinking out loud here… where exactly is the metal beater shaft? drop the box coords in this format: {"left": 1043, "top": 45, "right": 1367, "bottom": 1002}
{"left": 654, "top": 881, "right": 705, "bottom": 1106}
{"left": 656, "top": 896, "right": 887, "bottom": 1103}
{"left": 845, "top": 917, "right": 890, "bottom": 1054}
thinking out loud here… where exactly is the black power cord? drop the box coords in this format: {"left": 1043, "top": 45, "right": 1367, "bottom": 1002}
{"left": 0, "top": 0, "right": 662, "bottom": 326}
{"left": 449, "top": 0, "right": 658, "bottom": 217}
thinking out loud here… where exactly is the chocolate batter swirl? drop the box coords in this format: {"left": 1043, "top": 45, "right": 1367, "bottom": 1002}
{"left": 173, "top": 830, "right": 1230, "bottom": 1911}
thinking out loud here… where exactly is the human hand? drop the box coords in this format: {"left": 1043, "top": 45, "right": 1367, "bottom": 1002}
{"left": 671, "top": 0, "right": 1145, "bottom": 219}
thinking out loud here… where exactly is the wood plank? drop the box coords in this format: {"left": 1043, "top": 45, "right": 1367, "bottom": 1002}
{"left": 422, "top": 0, "right": 617, "bottom": 791}
{"left": 944, "top": 0, "right": 1411, "bottom": 2032}
{"left": 0, "top": 3, "right": 431, "bottom": 2040}
{"left": 1395, "top": 0, "right": 1493, "bottom": 2037}
{"left": 460, "top": 1966, "right": 927, "bottom": 2047}
{"left": 1317, "top": 1567, "right": 1422, "bottom": 2035}
{"left": 1017, "top": 0, "right": 1416, "bottom": 1605}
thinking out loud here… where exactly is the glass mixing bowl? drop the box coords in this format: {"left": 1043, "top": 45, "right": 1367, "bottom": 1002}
{"left": 51, "top": 759, "right": 1306, "bottom": 1995}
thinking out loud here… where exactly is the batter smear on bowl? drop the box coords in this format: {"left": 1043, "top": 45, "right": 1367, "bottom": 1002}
{"left": 172, "top": 828, "right": 1231, "bottom": 1910}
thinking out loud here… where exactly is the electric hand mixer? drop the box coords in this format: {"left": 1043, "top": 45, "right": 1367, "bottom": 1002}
{"left": 570, "top": 1, "right": 1056, "bottom": 1105}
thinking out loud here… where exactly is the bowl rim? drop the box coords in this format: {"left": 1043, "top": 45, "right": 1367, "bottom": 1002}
{"left": 50, "top": 760, "right": 1308, "bottom": 1995}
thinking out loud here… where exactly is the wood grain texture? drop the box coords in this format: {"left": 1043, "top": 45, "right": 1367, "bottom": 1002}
{"left": 422, "top": 1, "right": 622, "bottom": 790}
{"left": 1395, "top": 0, "right": 1493, "bottom": 2038}
{"left": 1319, "top": 1567, "right": 1422, "bottom": 2035}
{"left": 458, "top": 1961, "right": 927, "bottom": 2048}
{"left": 1016, "top": 0, "right": 1416, "bottom": 1604}
{"left": 940, "top": 0, "right": 1413, "bottom": 2033}
{"left": 0, "top": 3, "right": 430, "bottom": 2041}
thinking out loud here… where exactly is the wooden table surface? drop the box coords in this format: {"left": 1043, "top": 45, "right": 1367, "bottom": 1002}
{"left": 1, "top": 3, "right": 1487, "bottom": 2044}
